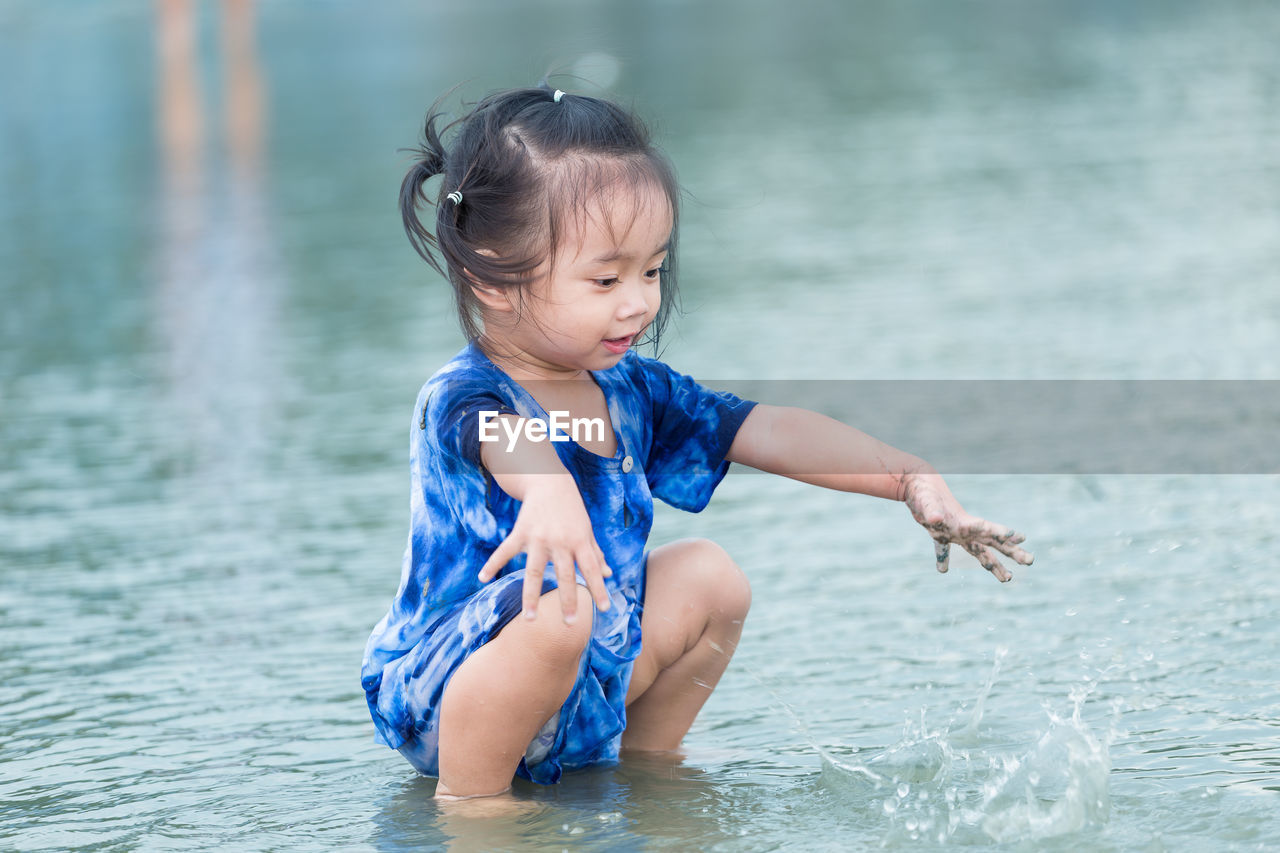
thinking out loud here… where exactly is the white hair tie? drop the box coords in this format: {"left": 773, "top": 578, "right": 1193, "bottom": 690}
{"left": 446, "top": 190, "right": 463, "bottom": 205}
{"left": 553, "top": 89, "right": 566, "bottom": 103}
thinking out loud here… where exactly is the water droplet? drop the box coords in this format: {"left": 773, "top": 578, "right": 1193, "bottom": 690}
{"left": 1028, "top": 771, "right": 1041, "bottom": 786}
{"left": 897, "top": 782, "right": 910, "bottom": 798}
{"left": 883, "top": 799, "right": 898, "bottom": 815}
{"left": 1065, "top": 608, "right": 1078, "bottom": 617}
{"left": 905, "top": 818, "right": 919, "bottom": 832}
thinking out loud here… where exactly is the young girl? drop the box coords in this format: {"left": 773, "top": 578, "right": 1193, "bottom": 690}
{"left": 361, "top": 83, "right": 1033, "bottom": 800}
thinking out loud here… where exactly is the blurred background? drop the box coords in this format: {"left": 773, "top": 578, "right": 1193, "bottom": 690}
{"left": 2, "top": 1, "right": 1278, "bottom": 850}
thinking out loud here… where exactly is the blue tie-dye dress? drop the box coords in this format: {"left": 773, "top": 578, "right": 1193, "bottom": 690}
{"left": 361, "top": 340, "right": 757, "bottom": 784}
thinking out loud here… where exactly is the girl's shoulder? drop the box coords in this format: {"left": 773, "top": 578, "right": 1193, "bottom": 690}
{"left": 418, "top": 340, "right": 512, "bottom": 397}
{"left": 604, "top": 349, "right": 697, "bottom": 401}
{"left": 606, "top": 349, "right": 757, "bottom": 426}
{"left": 427, "top": 340, "right": 501, "bottom": 382}
{"left": 412, "top": 341, "right": 519, "bottom": 428}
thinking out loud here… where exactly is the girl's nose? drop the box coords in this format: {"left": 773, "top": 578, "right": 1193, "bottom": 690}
{"left": 617, "top": 279, "right": 655, "bottom": 320}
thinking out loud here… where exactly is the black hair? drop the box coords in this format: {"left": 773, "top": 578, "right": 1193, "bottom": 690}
{"left": 399, "top": 83, "right": 680, "bottom": 348}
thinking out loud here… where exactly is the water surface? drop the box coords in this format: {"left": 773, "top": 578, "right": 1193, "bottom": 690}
{"left": 2, "top": 1, "right": 1278, "bottom": 849}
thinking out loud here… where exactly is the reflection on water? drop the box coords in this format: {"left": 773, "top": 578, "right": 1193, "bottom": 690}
{"left": 154, "top": 0, "right": 283, "bottom": 503}
{"left": 371, "top": 753, "right": 740, "bottom": 851}
{"left": 2, "top": 0, "right": 1280, "bottom": 850}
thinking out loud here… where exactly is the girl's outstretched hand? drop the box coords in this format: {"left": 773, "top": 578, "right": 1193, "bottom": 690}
{"left": 900, "top": 469, "right": 1034, "bottom": 583}
{"left": 477, "top": 475, "right": 613, "bottom": 624}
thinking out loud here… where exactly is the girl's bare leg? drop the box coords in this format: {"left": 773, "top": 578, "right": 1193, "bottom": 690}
{"left": 623, "top": 538, "right": 751, "bottom": 750}
{"left": 435, "top": 584, "right": 593, "bottom": 798}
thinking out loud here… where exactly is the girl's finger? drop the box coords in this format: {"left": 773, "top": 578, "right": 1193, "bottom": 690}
{"left": 934, "top": 539, "right": 951, "bottom": 573}
{"left": 966, "top": 519, "right": 1034, "bottom": 565}
{"left": 990, "top": 538, "right": 1035, "bottom": 566}
{"left": 479, "top": 535, "right": 521, "bottom": 583}
{"left": 968, "top": 519, "right": 1029, "bottom": 552}
{"left": 960, "top": 516, "right": 1006, "bottom": 541}
{"left": 551, "top": 549, "right": 580, "bottom": 624}
{"left": 595, "top": 543, "right": 613, "bottom": 578}
{"left": 521, "top": 547, "right": 547, "bottom": 620}
{"left": 580, "top": 548, "right": 612, "bottom": 612}
{"left": 964, "top": 541, "right": 1012, "bottom": 583}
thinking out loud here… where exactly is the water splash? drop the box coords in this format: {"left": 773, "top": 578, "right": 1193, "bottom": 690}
{"left": 752, "top": 653, "right": 1113, "bottom": 845}
{"left": 978, "top": 698, "right": 1112, "bottom": 843}
{"left": 954, "top": 646, "right": 1006, "bottom": 745}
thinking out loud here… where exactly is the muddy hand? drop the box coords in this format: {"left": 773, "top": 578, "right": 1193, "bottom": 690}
{"left": 905, "top": 472, "right": 1034, "bottom": 583}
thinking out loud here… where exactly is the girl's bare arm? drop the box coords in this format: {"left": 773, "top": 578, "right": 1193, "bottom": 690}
{"left": 727, "top": 404, "right": 1034, "bottom": 581}
{"left": 727, "top": 404, "right": 925, "bottom": 500}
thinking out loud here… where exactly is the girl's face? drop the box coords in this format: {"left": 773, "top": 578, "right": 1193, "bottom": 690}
{"left": 482, "top": 180, "right": 672, "bottom": 379}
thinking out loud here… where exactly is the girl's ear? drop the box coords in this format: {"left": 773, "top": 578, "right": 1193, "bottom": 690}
{"left": 469, "top": 279, "right": 512, "bottom": 311}
{"left": 466, "top": 248, "right": 513, "bottom": 311}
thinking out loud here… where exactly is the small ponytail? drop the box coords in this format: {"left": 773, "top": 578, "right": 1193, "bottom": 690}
{"left": 398, "top": 110, "right": 451, "bottom": 280}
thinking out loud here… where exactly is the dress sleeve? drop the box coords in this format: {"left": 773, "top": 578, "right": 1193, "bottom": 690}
{"left": 404, "top": 374, "right": 520, "bottom": 608}
{"left": 423, "top": 373, "right": 519, "bottom": 471}
{"left": 637, "top": 356, "right": 757, "bottom": 512}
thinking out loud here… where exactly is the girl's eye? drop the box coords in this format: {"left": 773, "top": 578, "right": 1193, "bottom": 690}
{"left": 643, "top": 266, "right": 662, "bottom": 280}
{"left": 593, "top": 277, "right": 619, "bottom": 288}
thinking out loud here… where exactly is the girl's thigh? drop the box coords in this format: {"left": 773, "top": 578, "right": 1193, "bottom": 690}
{"left": 433, "top": 585, "right": 595, "bottom": 794}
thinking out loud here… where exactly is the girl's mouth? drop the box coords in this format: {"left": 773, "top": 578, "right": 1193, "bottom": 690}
{"left": 602, "top": 334, "right": 635, "bottom": 354}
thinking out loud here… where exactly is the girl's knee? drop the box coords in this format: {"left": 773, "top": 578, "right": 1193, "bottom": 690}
{"left": 524, "top": 585, "right": 594, "bottom": 666}
{"left": 680, "top": 538, "right": 752, "bottom": 621}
